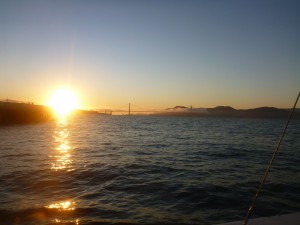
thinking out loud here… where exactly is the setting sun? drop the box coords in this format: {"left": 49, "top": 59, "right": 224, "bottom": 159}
{"left": 48, "top": 89, "right": 79, "bottom": 116}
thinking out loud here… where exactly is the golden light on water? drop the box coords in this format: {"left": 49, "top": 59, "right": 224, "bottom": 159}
{"left": 50, "top": 120, "right": 74, "bottom": 171}
{"left": 47, "top": 94, "right": 79, "bottom": 224}
{"left": 46, "top": 201, "right": 79, "bottom": 224}
{"left": 46, "top": 201, "right": 76, "bottom": 211}
{"left": 54, "top": 219, "right": 80, "bottom": 224}
{"left": 48, "top": 88, "right": 80, "bottom": 116}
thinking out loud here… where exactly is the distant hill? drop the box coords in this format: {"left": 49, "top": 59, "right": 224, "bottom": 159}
{"left": 207, "top": 106, "right": 236, "bottom": 112}
{"left": 155, "top": 106, "right": 300, "bottom": 119}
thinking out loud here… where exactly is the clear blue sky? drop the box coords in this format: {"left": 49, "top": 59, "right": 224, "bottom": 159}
{"left": 0, "top": 0, "right": 299, "bottom": 110}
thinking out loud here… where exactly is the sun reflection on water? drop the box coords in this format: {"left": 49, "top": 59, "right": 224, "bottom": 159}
{"left": 46, "top": 201, "right": 79, "bottom": 224}
{"left": 50, "top": 117, "right": 74, "bottom": 171}
{"left": 46, "top": 200, "right": 76, "bottom": 211}
{"left": 53, "top": 218, "right": 80, "bottom": 224}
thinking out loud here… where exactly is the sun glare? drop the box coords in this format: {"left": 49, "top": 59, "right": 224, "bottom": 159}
{"left": 48, "top": 89, "right": 79, "bottom": 116}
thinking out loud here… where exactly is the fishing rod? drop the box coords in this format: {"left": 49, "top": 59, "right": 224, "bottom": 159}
{"left": 244, "top": 91, "right": 300, "bottom": 225}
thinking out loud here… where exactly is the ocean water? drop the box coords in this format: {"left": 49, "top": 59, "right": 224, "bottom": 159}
{"left": 0, "top": 115, "right": 299, "bottom": 225}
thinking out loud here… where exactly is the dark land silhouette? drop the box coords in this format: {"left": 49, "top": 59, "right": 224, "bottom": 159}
{"left": 154, "top": 105, "right": 300, "bottom": 119}
{"left": 0, "top": 101, "right": 99, "bottom": 125}
{"left": 1, "top": 101, "right": 299, "bottom": 125}
{"left": 0, "top": 101, "right": 54, "bottom": 125}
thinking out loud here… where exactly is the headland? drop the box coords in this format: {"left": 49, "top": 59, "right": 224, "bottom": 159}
{"left": 152, "top": 105, "right": 300, "bottom": 119}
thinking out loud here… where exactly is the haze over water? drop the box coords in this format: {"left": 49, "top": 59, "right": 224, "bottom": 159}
{"left": 0, "top": 115, "right": 299, "bottom": 225}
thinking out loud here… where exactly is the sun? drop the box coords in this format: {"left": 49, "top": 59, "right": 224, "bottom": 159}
{"left": 48, "top": 89, "right": 79, "bottom": 116}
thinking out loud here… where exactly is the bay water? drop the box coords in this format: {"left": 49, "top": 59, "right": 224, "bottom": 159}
{"left": 0, "top": 115, "right": 299, "bottom": 225}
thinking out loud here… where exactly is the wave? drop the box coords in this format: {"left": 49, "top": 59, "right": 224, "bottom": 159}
{"left": 0, "top": 117, "right": 299, "bottom": 225}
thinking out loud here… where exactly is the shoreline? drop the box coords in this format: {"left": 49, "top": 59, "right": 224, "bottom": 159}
{"left": 1, "top": 102, "right": 299, "bottom": 125}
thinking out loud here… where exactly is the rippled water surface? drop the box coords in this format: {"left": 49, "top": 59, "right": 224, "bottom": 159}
{"left": 0, "top": 115, "right": 299, "bottom": 225}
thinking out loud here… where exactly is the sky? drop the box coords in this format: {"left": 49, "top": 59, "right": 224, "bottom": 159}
{"left": 0, "top": 0, "right": 299, "bottom": 111}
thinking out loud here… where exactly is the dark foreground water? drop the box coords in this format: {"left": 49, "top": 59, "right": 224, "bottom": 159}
{"left": 0, "top": 115, "right": 299, "bottom": 225}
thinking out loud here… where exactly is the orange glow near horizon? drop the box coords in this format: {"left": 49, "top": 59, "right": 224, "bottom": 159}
{"left": 48, "top": 89, "right": 80, "bottom": 116}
